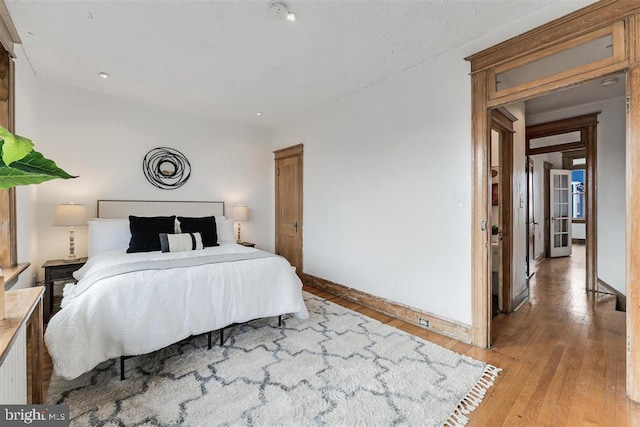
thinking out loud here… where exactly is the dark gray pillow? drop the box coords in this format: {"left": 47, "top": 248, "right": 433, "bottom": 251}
{"left": 177, "top": 216, "right": 219, "bottom": 247}
{"left": 127, "top": 215, "right": 176, "bottom": 253}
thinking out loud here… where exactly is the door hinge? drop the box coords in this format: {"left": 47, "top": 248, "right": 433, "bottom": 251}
{"left": 627, "top": 96, "right": 630, "bottom": 114}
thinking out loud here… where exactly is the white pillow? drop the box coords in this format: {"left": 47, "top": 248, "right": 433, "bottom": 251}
{"left": 216, "top": 216, "right": 235, "bottom": 242}
{"left": 87, "top": 219, "right": 131, "bottom": 257}
{"left": 159, "top": 232, "right": 204, "bottom": 252}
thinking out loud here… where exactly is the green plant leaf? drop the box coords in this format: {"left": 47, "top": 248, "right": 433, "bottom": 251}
{"left": 0, "top": 127, "right": 34, "bottom": 165}
{"left": 0, "top": 149, "right": 76, "bottom": 189}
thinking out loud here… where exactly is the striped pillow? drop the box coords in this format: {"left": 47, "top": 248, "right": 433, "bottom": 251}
{"left": 159, "top": 232, "right": 204, "bottom": 253}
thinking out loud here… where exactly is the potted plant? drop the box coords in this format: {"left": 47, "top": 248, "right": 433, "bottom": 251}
{"left": 0, "top": 125, "right": 76, "bottom": 318}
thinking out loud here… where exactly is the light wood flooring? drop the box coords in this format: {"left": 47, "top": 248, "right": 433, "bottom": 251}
{"left": 42, "top": 244, "right": 638, "bottom": 425}
{"left": 305, "top": 244, "right": 637, "bottom": 426}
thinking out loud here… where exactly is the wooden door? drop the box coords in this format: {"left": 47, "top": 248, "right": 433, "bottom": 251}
{"left": 550, "top": 169, "right": 572, "bottom": 257}
{"left": 274, "top": 144, "right": 303, "bottom": 273}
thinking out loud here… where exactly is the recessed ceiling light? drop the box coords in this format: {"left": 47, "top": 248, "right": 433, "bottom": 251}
{"left": 286, "top": 12, "right": 296, "bottom": 21}
{"left": 601, "top": 77, "right": 618, "bottom": 87}
{"left": 256, "top": 112, "right": 262, "bottom": 116}
{"left": 99, "top": 72, "right": 109, "bottom": 79}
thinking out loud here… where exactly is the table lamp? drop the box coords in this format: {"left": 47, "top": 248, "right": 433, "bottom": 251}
{"left": 232, "top": 205, "right": 249, "bottom": 244}
{"left": 53, "top": 203, "right": 87, "bottom": 262}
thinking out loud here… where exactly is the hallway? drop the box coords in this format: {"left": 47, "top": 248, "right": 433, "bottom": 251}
{"left": 484, "top": 244, "right": 631, "bottom": 425}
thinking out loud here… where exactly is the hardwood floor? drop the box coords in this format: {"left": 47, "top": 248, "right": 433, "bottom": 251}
{"left": 42, "top": 244, "right": 638, "bottom": 425}
{"left": 304, "top": 244, "right": 638, "bottom": 426}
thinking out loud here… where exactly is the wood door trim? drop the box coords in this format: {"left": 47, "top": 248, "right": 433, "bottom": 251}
{"left": 0, "top": 44, "right": 16, "bottom": 268}
{"left": 465, "top": 0, "right": 640, "bottom": 73}
{"left": 526, "top": 157, "right": 535, "bottom": 278}
{"left": 627, "top": 19, "right": 640, "bottom": 400}
{"left": 527, "top": 142, "right": 585, "bottom": 156}
{"left": 491, "top": 110, "right": 514, "bottom": 314}
{"left": 470, "top": 71, "right": 491, "bottom": 348}
{"left": 492, "top": 108, "right": 517, "bottom": 132}
{"left": 0, "top": 1, "right": 20, "bottom": 57}
{"left": 467, "top": 0, "right": 637, "bottom": 400}
{"left": 274, "top": 143, "right": 303, "bottom": 160}
{"left": 543, "top": 161, "right": 552, "bottom": 259}
{"left": 526, "top": 113, "right": 600, "bottom": 138}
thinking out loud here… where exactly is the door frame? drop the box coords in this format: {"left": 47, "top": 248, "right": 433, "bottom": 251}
{"left": 543, "top": 161, "right": 553, "bottom": 258}
{"left": 526, "top": 114, "right": 597, "bottom": 287}
{"left": 465, "top": 0, "right": 640, "bottom": 400}
{"left": 526, "top": 157, "right": 535, "bottom": 278}
{"left": 274, "top": 143, "right": 304, "bottom": 273}
{"left": 490, "top": 109, "right": 514, "bottom": 315}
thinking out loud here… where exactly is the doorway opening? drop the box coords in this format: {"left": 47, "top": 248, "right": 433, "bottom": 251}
{"left": 466, "top": 0, "right": 640, "bottom": 400}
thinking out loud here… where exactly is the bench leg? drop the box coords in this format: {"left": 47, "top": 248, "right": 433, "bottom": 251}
{"left": 278, "top": 315, "right": 282, "bottom": 327}
{"left": 120, "top": 356, "right": 126, "bottom": 381}
{"left": 208, "top": 331, "right": 212, "bottom": 350}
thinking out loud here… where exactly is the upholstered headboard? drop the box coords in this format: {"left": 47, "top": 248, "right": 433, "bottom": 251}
{"left": 97, "top": 200, "right": 225, "bottom": 219}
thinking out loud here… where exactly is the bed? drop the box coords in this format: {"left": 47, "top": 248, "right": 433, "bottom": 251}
{"left": 44, "top": 200, "right": 309, "bottom": 380}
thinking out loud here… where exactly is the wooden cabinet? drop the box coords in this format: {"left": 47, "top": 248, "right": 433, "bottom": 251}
{"left": 0, "top": 287, "right": 44, "bottom": 404}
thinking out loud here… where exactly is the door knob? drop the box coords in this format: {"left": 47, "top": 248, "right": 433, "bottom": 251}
{"left": 293, "top": 221, "right": 298, "bottom": 232}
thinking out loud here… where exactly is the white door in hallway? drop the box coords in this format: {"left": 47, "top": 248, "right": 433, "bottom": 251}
{"left": 550, "top": 169, "right": 572, "bottom": 257}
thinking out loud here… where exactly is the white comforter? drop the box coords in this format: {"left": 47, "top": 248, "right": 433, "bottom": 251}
{"left": 45, "top": 243, "right": 308, "bottom": 380}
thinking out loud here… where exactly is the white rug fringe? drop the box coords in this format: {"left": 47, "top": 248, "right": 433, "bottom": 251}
{"left": 443, "top": 364, "right": 502, "bottom": 427}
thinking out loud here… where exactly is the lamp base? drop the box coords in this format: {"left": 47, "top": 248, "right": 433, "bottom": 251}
{"left": 63, "top": 255, "right": 80, "bottom": 263}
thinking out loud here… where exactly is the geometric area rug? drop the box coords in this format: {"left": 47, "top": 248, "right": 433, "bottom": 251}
{"left": 46, "top": 292, "right": 501, "bottom": 426}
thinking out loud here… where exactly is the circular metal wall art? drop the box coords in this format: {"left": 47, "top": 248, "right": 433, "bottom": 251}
{"left": 143, "top": 147, "right": 191, "bottom": 190}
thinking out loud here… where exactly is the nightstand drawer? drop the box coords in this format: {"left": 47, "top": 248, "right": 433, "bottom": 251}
{"left": 48, "top": 264, "right": 80, "bottom": 281}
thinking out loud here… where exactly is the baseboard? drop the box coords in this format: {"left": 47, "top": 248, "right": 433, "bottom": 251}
{"left": 301, "top": 273, "right": 472, "bottom": 344}
{"left": 534, "top": 253, "right": 544, "bottom": 262}
{"left": 597, "top": 278, "right": 626, "bottom": 312}
{"left": 512, "top": 288, "right": 529, "bottom": 313}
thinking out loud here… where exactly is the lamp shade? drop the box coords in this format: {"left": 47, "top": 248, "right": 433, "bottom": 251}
{"left": 232, "top": 205, "right": 249, "bottom": 222}
{"left": 53, "top": 203, "right": 88, "bottom": 226}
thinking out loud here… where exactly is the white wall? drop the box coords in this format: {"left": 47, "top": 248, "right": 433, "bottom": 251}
{"left": 12, "top": 46, "right": 39, "bottom": 289}
{"left": 269, "top": 0, "right": 597, "bottom": 327}
{"left": 573, "top": 223, "right": 586, "bottom": 240}
{"left": 272, "top": 48, "right": 473, "bottom": 324}
{"left": 14, "top": 63, "right": 273, "bottom": 279}
{"left": 528, "top": 96, "right": 626, "bottom": 294}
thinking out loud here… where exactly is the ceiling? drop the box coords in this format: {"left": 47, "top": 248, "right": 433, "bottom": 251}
{"left": 525, "top": 73, "right": 626, "bottom": 117}
{"left": 6, "top": 0, "right": 598, "bottom": 128}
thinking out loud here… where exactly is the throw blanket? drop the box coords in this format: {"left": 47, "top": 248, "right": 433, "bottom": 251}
{"left": 46, "top": 245, "right": 308, "bottom": 379}
{"left": 63, "top": 251, "right": 279, "bottom": 306}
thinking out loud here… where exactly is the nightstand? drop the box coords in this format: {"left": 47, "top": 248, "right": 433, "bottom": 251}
{"left": 240, "top": 242, "right": 256, "bottom": 248}
{"left": 42, "top": 257, "right": 87, "bottom": 322}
